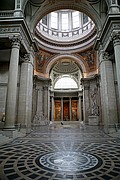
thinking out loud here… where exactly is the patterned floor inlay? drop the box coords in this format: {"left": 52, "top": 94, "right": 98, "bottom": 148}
{"left": 37, "top": 151, "right": 101, "bottom": 172}
{"left": 0, "top": 140, "right": 120, "bottom": 180}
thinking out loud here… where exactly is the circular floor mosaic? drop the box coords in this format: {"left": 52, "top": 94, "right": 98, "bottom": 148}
{"left": 0, "top": 138, "right": 120, "bottom": 179}
{"left": 37, "top": 151, "right": 101, "bottom": 172}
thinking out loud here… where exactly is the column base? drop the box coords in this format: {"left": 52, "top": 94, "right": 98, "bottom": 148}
{"left": 3, "top": 126, "right": 16, "bottom": 131}
{"left": 104, "top": 124, "right": 117, "bottom": 134}
{"left": 88, "top": 115, "right": 99, "bottom": 125}
{"left": 1, "top": 129, "right": 25, "bottom": 139}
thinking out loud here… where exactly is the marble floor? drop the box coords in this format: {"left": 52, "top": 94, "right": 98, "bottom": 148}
{"left": 0, "top": 125, "right": 120, "bottom": 180}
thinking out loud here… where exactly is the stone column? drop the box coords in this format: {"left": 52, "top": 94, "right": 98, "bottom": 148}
{"left": 18, "top": 52, "right": 34, "bottom": 133}
{"left": 112, "top": 32, "right": 120, "bottom": 118}
{"left": 61, "top": 97, "right": 63, "bottom": 121}
{"left": 99, "top": 51, "right": 118, "bottom": 133}
{"left": 51, "top": 94, "right": 54, "bottom": 122}
{"left": 4, "top": 35, "right": 21, "bottom": 129}
{"left": 69, "top": 98, "right": 72, "bottom": 121}
{"left": 82, "top": 82, "right": 90, "bottom": 124}
{"left": 43, "top": 85, "right": 48, "bottom": 119}
{"left": 78, "top": 94, "right": 82, "bottom": 121}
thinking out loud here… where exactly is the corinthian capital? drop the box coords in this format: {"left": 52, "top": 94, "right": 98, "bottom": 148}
{"left": 102, "top": 51, "right": 110, "bottom": 61}
{"left": 24, "top": 53, "right": 30, "bottom": 62}
{"left": 111, "top": 31, "right": 120, "bottom": 44}
{"left": 9, "top": 34, "right": 22, "bottom": 48}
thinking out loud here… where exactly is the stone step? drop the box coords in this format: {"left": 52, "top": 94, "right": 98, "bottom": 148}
{"left": 0, "top": 133, "right": 11, "bottom": 145}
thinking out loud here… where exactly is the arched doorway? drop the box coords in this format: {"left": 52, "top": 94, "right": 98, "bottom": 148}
{"left": 49, "top": 58, "right": 83, "bottom": 123}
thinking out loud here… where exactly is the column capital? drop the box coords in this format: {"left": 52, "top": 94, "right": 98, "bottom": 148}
{"left": 21, "top": 53, "right": 34, "bottom": 66}
{"left": 102, "top": 51, "right": 110, "bottom": 61}
{"left": 9, "top": 34, "right": 22, "bottom": 49}
{"left": 50, "top": 92, "right": 54, "bottom": 98}
{"left": 24, "top": 53, "right": 30, "bottom": 62}
{"left": 43, "top": 85, "right": 49, "bottom": 91}
{"left": 111, "top": 31, "right": 120, "bottom": 45}
{"left": 84, "top": 84, "right": 89, "bottom": 90}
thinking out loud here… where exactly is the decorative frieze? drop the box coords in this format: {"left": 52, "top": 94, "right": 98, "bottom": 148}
{"left": 0, "top": 27, "right": 20, "bottom": 33}
{"left": 0, "top": 11, "right": 14, "bottom": 17}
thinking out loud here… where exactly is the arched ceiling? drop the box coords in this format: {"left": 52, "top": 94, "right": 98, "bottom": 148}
{"left": 24, "top": 0, "right": 108, "bottom": 32}
{"left": 23, "top": 0, "right": 108, "bottom": 53}
{"left": 52, "top": 59, "right": 79, "bottom": 74}
{"left": 45, "top": 54, "right": 89, "bottom": 77}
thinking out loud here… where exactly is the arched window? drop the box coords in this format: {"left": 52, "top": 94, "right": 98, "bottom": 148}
{"left": 51, "top": 12, "right": 58, "bottom": 29}
{"left": 61, "top": 13, "right": 69, "bottom": 31}
{"left": 72, "top": 11, "right": 79, "bottom": 29}
{"left": 54, "top": 76, "right": 78, "bottom": 89}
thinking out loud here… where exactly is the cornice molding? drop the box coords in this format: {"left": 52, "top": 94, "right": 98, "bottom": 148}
{"left": 94, "top": 14, "right": 120, "bottom": 51}
{"left": 0, "top": 18, "right": 37, "bottom": 53}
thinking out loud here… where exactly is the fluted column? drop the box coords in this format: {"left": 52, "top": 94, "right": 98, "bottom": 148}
{"left": 18, "top": 52, "right": 34, "bottom": 132}
{"left": 61, "top": 97, "right": 63, "bottom": 121}
{"left": 4, "top": 35, "right": 21, "bottom": 129}
{"left": 99, "top": 51, "right": 118, "bottom": 133}
{"left": 112, "top": 32, "right": 120, "bottom": 117}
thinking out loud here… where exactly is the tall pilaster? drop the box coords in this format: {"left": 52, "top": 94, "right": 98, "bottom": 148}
{"left": 99, "top": 51, "right": 118, "bottom": 133}
{"left": 112, "top": 32, "right": 120, "bottom": 118}
{"left": 48, "top": 87, "right": 50, "bottom": 122}
{"left": 83, "top": 82, "right": 90, "bottom": 124}
{"left": 5, "top": 35, "right": 21, "bottom": 129}
{"left": 14, "top": 0, "right": 23, "bottom": 17}
{"left": 69, "top": 98, "right": 72, "bottom": 121}
{"left": 109, "top": 0, "right": 119, "bottom": 13}
{"left": 18, "top": 51, "right": 34, "bottom": 133}
{"left": 78, "top": 94, "right": 82, "bottom": 121}
{"left": 51, "top": 94, "right": 54, "bottom": 122}
{"left": 61, "top": 98, "right": 63, "bottom": 121}
{"left": 43, "top": 85, "right": 48, "bottom": 119}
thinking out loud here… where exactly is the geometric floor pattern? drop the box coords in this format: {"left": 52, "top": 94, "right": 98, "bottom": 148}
{"left": 0, "top": 125, "right": 120, "bottom": 180}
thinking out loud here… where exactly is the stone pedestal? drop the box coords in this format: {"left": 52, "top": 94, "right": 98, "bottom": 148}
{"left": 89, "top": 116, "right": 99, "bottom": 125}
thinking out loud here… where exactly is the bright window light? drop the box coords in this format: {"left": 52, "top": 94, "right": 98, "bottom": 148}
{"left": 54, "top": 77, "right": 78, "bottom": 89}
{"left": 51, "top": 12, "right": 58, "bottom": 29}
{"left": 72, "top": 11, "right": 79, "bottom": 28}
{"left": 62, "top": 13, "right": 69, "bottom": 31}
